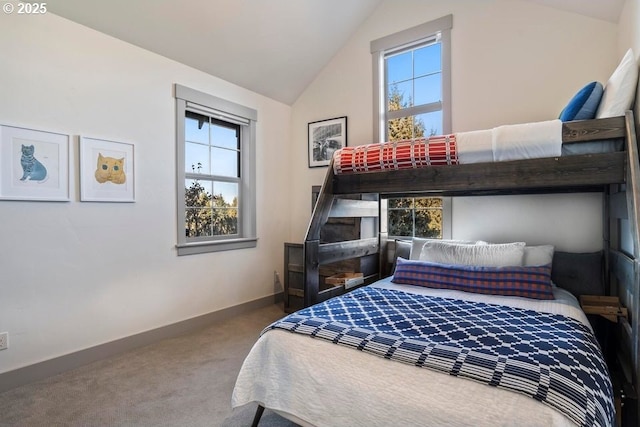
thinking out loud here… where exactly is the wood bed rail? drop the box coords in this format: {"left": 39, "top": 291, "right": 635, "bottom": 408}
{"left": 622, "top": 111, "right": 640, "bottom": 419}
{"left": 562, "top": 116, "right": 625, "bottom": 143}
{"left": 332, "top": 152, "right": 625, "bottom": 196}
{"left": 330, "top": 116, "right": 627, "bottom": 197}
{"left": 306, "top": 158, "right": 337, "bottom": 242}
{"left": 317, "top": 238, "right": 379, "bottom": 265}
{"left": 623, "top": 110, "right": 640, "bottom": 261}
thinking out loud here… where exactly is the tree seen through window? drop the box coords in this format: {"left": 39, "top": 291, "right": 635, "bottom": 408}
{"left": 184, "top": 111, "right": 239, "bottom": 238}
{"left": 386, "top": 85, "right": 442, "bottom": 238}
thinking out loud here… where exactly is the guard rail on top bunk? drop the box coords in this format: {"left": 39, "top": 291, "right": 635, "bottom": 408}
{"left": 303, "top": 111, "right": 640, "bottom": 421}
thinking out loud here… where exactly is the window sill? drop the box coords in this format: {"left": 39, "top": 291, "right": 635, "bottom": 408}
{"left": 176, "top": 237, "right": 257, "bottom": 256}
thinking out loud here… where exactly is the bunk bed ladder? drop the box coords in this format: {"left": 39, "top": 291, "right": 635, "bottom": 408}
{"left": 608, "top": 110, "right": 640, "bottom": 425}
{"left": 304, "top": 161, "right": 381, "bottom": 307}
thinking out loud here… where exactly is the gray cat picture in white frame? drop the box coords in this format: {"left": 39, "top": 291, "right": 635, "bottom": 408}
{"left": 19, "top": 143, "right": 48, "bottom": 182}
{"left": 0, "top": 124, "right": 69, "bottom": 201}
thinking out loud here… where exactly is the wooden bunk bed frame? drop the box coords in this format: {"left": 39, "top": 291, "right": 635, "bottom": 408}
{"left": 303, "top": 111, "right": 640, "bottom": 424}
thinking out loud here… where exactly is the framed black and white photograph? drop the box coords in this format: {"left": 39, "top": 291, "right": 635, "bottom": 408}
{"left": 0, "top": 124, "right": 70, "bottom": 201}
{"left": 308, "top": 116, "right": 347, "bottom": 168}
{"left": 80, "top": 136, "right": 135, "bottom": 202}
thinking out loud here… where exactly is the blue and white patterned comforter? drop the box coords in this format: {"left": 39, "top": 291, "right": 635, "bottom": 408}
{"left": 266, "top": 286, "right": 615, "bottom": 427}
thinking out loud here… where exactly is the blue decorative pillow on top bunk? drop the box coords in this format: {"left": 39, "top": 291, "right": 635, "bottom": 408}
{"left": 559, "top": 81, "right": 603, "bottom": 122}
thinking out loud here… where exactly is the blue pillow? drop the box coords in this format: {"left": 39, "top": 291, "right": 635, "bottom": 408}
{"left": 559, "top": 81, "right": 603, "bottom": 122}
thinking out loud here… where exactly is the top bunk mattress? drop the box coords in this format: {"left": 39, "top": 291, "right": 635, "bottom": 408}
{"left": 333, "top": 119, "right": 623, "bottom": 175}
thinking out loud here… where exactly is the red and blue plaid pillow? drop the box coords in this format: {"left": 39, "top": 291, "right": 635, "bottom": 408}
{"left": 392, "top": 257, "right": 554, "bottom": 300}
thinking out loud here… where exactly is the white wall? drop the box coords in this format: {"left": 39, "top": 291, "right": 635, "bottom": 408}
{"left": 0, "top": 13, "right": 291, "bottom": 373}
{"left": 619, "top": 0, "right": 640, "bottom": 124}
{"left": 452, "top": 193, "right": 603, "bottom": 251}
{"left": 619, "top": 0, "right": 640, "bottom": 59}
{"left": 290, "top": 0, "right": 619, "bottom": 252}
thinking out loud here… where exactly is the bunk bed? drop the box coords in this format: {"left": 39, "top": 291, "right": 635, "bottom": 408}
{"left": 233, "top": 49, "right": 640, "bottom": 423}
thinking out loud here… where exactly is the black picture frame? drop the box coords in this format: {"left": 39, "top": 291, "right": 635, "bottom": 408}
{"left": 307, "top": 116, "right": 347, "bottom": 168}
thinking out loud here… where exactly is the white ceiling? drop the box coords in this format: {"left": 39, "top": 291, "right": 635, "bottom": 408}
{"left": 47, "top": 0, "right": 625, "bottom": 105}
{"left": 47, "top": 0, "right": 383, "bottom": 105}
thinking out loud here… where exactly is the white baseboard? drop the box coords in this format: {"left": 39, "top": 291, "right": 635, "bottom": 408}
{"left": 0, "top": 292, "right": 283, "bottom": 393}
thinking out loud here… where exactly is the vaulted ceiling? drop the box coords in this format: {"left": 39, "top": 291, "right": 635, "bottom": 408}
{"left": 47, "top": 0, "right": 625, "bottom": 105}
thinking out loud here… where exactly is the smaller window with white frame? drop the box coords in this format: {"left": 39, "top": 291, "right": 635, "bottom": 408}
{"left": 175, "top": 84, "right": 257, "bottom": 256}
{"left": 385, "top": 37, "right": 443, "bottom": 140}
{"left": 371, "top": 14, "right": 452, "bottom": 143}
{"left": 371, "top": 15, "right": 453, "bottom": 240}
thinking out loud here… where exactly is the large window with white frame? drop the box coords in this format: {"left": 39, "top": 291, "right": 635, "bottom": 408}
{"left": 371, "top": 15, "right": 453, "bottom": 239}
{"left": 175, "top": 84, "right": 257, "bottom": 256}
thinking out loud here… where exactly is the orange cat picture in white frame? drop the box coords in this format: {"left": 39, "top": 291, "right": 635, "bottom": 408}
{"left": 94, "top": 153, "right": 126, "bottom": 184}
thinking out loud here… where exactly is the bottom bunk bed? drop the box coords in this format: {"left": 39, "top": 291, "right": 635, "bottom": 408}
{"left": 233, "top": 249, "right": 617, "bottom": 427}
{"left": 233, "top": 110, "right": 640, "bottom": 426}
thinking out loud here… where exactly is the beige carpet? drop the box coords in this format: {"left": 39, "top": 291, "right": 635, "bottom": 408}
{"left": 0, "top": 303, "right": 299, "bottom": 427}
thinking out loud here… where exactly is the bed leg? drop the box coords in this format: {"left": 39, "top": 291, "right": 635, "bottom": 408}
{"left": 251, "top": 404, "right": 265, "bottom": 427}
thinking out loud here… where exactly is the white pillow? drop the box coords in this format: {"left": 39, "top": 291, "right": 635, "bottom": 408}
{"left": 523, "top": 245, "right": 555, "bottom": 266}
{"left": 419, "top": 241, "right": 526, "bottom": 267}
{"left": 409, "top": 238, "right": 477, "bottom": 260}
{"left": 596, "top": 48, "right": 638, "bottom": 118}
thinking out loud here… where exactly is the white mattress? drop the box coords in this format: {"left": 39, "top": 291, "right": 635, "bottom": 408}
{"left": 457, "top": 119, "right": 563, "bottom": 164}
{"left": 232, "top": 279, "right": 590, "bottom": 427}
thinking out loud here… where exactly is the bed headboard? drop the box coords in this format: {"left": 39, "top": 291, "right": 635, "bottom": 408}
{"left": 551, "top": 251, "right": 604, "bottom": 297}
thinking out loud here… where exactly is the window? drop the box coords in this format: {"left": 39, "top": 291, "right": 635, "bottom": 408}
{"left": 388, "top": 197, "right": 441, "bottom": 238}
{"left": 175, "top": 84, "right": 257, "bottom": 255}
{"left": 386, "top": 40, "right": 443, "bottom": 139}
{"left": 371, "top": 15, "right": 453, "bottom": 238}
{"left": 371, "top": 14, "right": 452, "bottom": 143}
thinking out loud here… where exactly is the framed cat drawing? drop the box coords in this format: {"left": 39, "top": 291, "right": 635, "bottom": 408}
{"left": 80, "top": 137, "right": 135, "bottom": 202}
{"left": 0, "top": 124, "right": 70, "bottom": 201}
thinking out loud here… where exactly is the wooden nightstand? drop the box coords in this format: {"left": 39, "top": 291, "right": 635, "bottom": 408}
{"left": 284, "top": 243, "right": 304, "bottom": 313}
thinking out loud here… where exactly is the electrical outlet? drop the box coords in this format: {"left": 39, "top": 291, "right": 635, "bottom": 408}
{"left": 273, "top": 271, "right": 283, "bottom": 293}
{"left": 0, "top": 332, "right": 7, "bottom": 351}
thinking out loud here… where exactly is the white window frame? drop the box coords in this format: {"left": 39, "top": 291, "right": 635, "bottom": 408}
{"left": 175, "top": 84, "right": 257, "bottom": 256}
{"left": 371, "top": 14, "right": 452, "bottom": 141}
{"left": 371, "top": 15, "right": 453, "bottom": 239}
